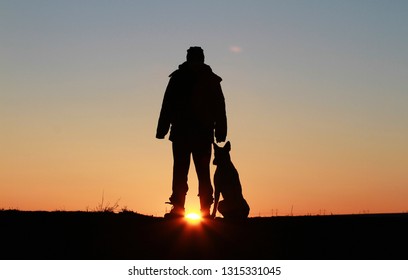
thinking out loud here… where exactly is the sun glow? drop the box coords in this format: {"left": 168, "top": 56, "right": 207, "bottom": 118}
{"left": 185, "top": 212, "right": 202, "bottom": 224}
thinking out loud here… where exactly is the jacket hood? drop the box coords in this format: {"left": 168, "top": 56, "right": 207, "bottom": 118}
{"left": 169, "top": 62, "right": 222, "bottom": 82}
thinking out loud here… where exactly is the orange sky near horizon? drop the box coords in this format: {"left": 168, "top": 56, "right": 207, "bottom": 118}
{"left": 1, "top": 1, "right": 407, "bottom": 216}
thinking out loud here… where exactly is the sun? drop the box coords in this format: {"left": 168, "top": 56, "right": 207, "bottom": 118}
{"left": 185, "top": 212, "right": 202, "bottom": 224}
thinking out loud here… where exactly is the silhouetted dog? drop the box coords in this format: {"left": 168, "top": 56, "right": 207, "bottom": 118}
{"left": 212, "top": 141, "right": 250, "bottom": 219}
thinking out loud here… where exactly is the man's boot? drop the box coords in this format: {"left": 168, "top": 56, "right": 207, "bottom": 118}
{"left": 164, "top": 195, "right": 185, "bottom": 219}
{"left": 200, "top": 196, "right": 213, "bottom": 219}
{"left": 164, "top": 205, "right": 185, "bottom": 219}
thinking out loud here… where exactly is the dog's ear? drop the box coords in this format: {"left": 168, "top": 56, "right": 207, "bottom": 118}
{"left": 225, "top": 141, "right": 231, "bottom": 151}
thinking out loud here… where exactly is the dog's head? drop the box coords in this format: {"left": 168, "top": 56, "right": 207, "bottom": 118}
{"left": 213, "top": 141, "right": 231, "bottom": 165}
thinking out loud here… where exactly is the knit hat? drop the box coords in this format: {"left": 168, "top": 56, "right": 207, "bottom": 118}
{"left": 186, "top": 46, "right": 205, "bottom": 63}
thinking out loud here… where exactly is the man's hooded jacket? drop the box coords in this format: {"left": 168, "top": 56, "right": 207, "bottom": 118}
{"left": 156, "top": 62, "right": 227, "bottom": 143}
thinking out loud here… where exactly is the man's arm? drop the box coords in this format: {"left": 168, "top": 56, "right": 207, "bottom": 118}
{"left": 214, "top": 83, "right": 227, "bottom": 143}
{"left": 156, "top": 78, "right": 175, "bottom": 139}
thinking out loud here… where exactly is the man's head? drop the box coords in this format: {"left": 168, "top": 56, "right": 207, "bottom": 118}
{"left": 186, "top": 46, "right": 205, "bottom": 63}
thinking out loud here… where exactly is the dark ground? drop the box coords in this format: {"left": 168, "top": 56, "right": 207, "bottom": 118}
{"left": 1, "top": 210, "right": 407, "bottom": 260}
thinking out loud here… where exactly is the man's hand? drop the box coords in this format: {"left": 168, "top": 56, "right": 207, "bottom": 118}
{"left": 156, "top": 131, "right": 166, "bottom": 139}
{"left": 215, "top": 138, "right": 225, "bottom": 143}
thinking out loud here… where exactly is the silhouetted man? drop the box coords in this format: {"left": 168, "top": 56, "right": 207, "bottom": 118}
{"left": 156, "top": 47, "right": 227, "bottom": 219}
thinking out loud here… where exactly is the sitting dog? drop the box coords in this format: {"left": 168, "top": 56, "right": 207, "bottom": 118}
{"left": 211, "top": 141, "right": 250, "bottom": 219}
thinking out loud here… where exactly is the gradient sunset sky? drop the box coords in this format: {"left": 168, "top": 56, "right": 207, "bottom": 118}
{"left": 1, "top": 1, "right": 407, "bottom": 216}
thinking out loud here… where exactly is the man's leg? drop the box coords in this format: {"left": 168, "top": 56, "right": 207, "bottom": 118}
{"left": 167, "top": 141, "right": 190, "bottom": 217}
{"left": 192, "top": 141, "right": 213, "bottom": 217}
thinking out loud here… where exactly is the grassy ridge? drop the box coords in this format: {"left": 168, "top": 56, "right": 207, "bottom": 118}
{"left": 1, "top": 210, "right": 407, "bottom": 259}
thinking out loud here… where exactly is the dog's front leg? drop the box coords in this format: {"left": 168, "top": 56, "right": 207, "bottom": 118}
{"left": 211, "top": 189, "right": 220, "bottom": 218}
